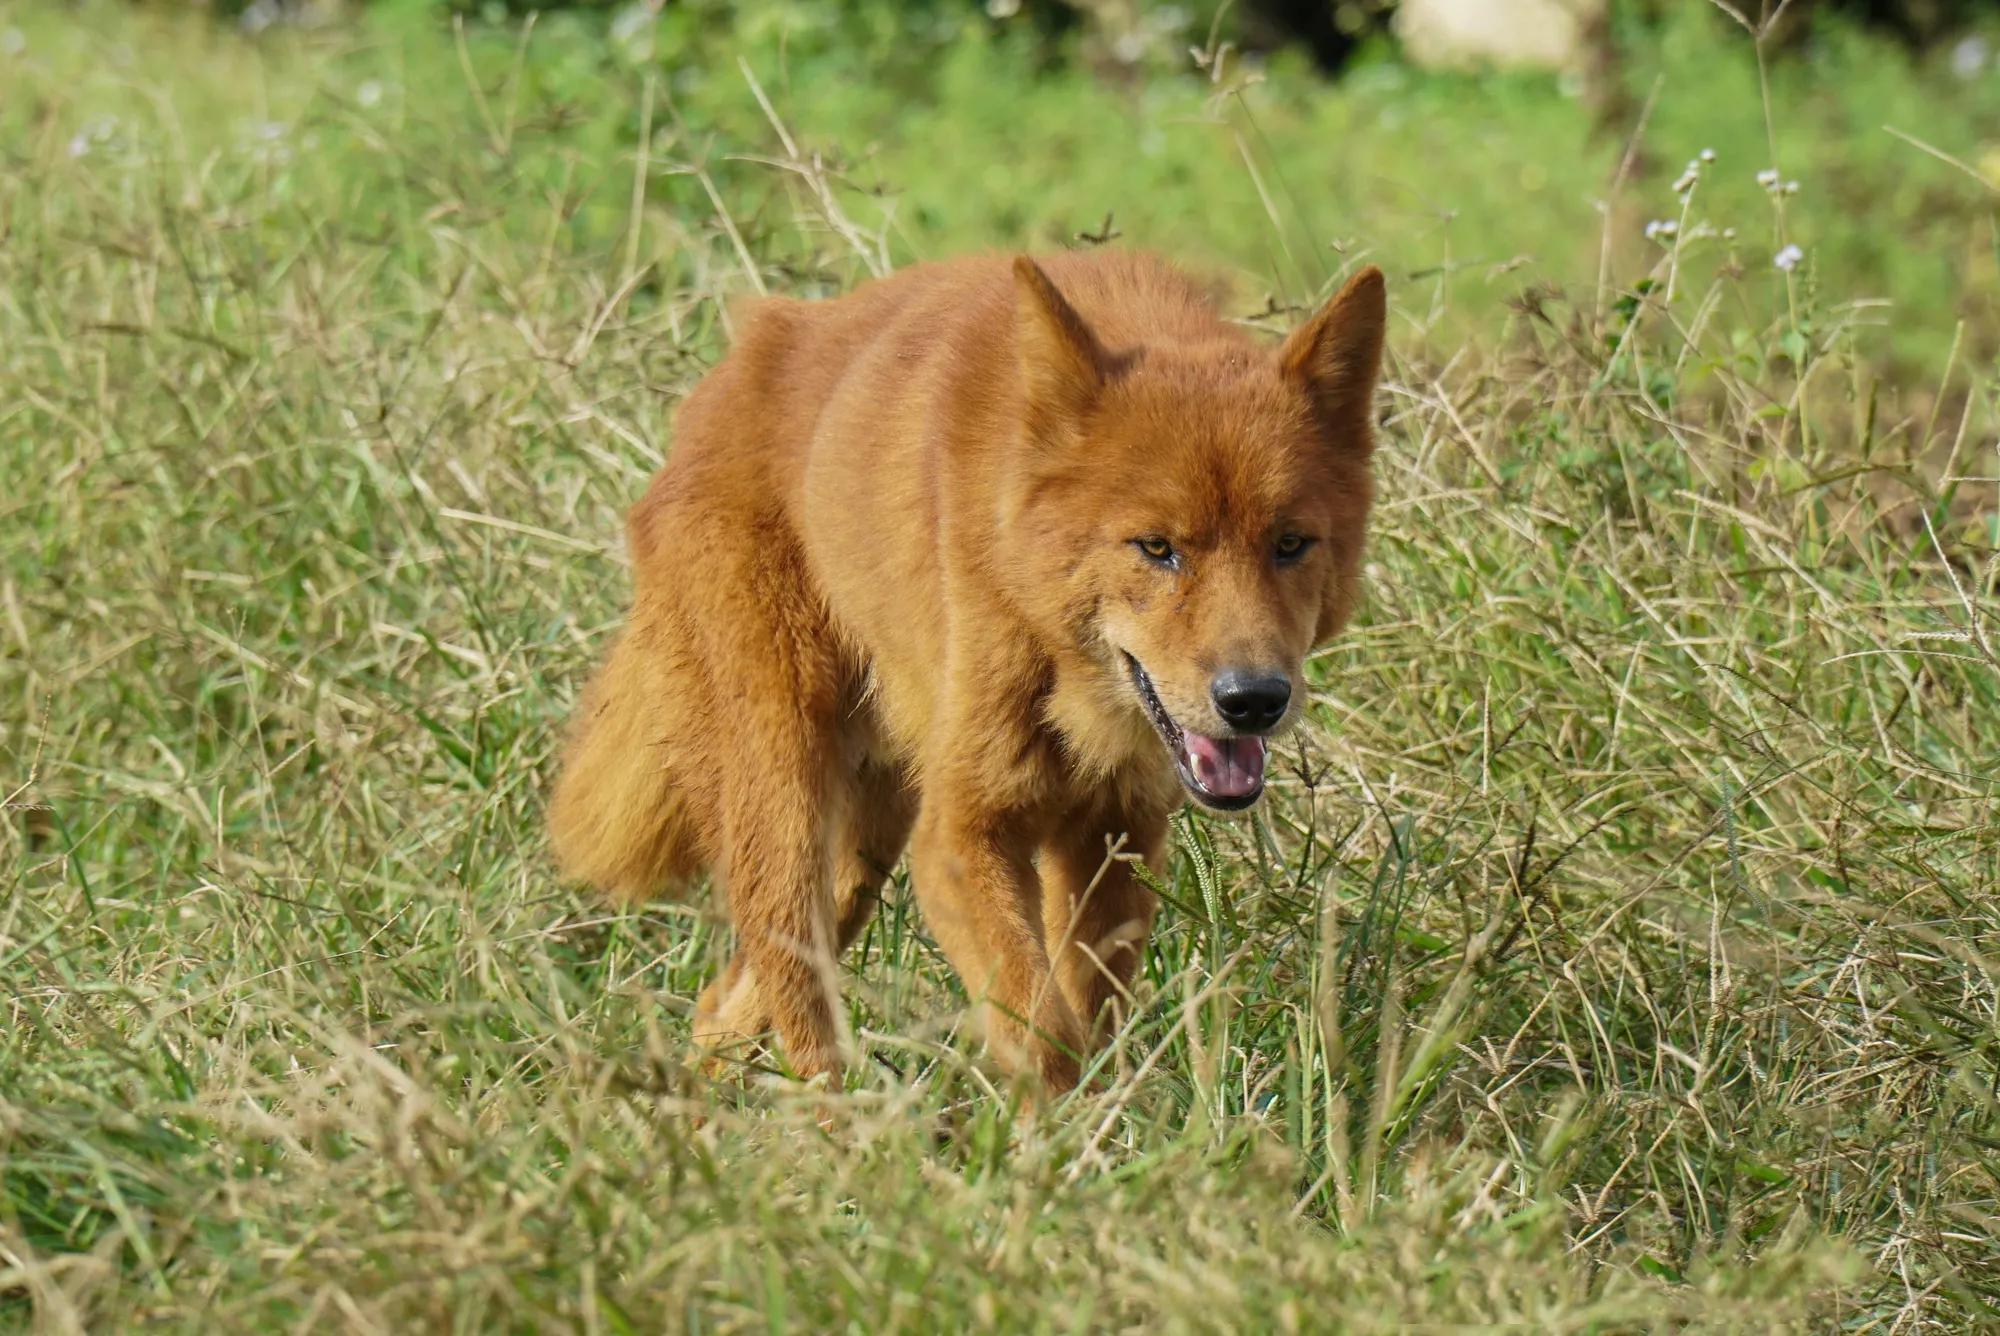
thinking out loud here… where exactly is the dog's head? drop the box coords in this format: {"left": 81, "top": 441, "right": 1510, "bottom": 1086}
{"left": 1003, "top": 257, "right": 1384, "bottom": 811}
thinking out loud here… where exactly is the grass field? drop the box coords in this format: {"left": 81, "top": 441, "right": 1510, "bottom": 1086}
{"left": 4, "top": 2, "right": 2000, "bottom": 1329}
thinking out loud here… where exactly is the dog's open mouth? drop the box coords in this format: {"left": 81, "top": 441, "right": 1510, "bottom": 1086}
{"left": 1122, "top": 654, "right": 1266, "bottom": 811}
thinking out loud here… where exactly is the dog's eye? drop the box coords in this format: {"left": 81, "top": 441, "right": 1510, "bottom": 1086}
{"left": 1274, "top": 533, "right": 1315, "bottom": 563}
{"left": 1133, "top": 536, "right": 1177, "bottom": 566}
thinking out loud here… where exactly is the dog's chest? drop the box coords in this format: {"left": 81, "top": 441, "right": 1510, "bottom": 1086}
{"left": 1039, "top": 669, "right": 1178, "bottom": 802}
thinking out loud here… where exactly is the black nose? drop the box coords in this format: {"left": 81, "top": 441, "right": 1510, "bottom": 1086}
{"left": 1211, "top": 671, "right": 1291, "bottom": 732}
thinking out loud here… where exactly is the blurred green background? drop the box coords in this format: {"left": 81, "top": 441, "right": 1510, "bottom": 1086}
{"left": 21, "top": 0, "right": 1999, "bottom": 377}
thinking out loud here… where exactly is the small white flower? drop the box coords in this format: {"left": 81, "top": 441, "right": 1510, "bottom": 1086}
{"left": 239, "top": 0, "right": 280, "bottom": 35}
{"left": 1672, "top": 166, "right": 1699, "bottom": 194}
{"left": 609, "top": 2, "right": 656, "bottom": 62}
{"left": 71, "top": 116, "right": 117, "bottom": 156}
{"left": 1951, "top": 35, "right": 1989, "bottom": 80}
{"left": 357, "top": 79, "right": 384, "bottom": 108}
{"left": 1723, "top": 227, "right": 1738, "bottom": 240}
{"left": 1783, "top": 179, "right": 1800, "bottom": 195}
{"left": 987, "top": 0, "right": 1023, "bottom": 15}
{"left": 1757, "top": 168, "right": 1781, "bottom": 189}
{"left": 1, "top": 27, "right": 25, "bottom": 57}
{"left": 256, "top": 120, "right": 286, "bottom": 141}
{"left": 1774, "top": 243, "right": 1804, "bottom": 272}
{"left": 1644, "top": 218, "right": 1678, "bottom": 241}
{"left": 1699, "top": 147, "right": 1716, "bottom": 163}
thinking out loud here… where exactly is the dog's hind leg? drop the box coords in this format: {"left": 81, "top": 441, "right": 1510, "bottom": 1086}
{"left": 1040, "top": 809, "right": 1166, "bottom": 1053}
{"left": 830, "top": 758, "right": 918, "bottom": 952}
{"left": 694, "top": 754, "right": 914, "bottom": 1073}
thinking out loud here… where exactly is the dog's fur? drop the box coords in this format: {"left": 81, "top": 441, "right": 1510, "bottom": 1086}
{"left": 549, "top": 250, "right": 1384, "bottom": 1091}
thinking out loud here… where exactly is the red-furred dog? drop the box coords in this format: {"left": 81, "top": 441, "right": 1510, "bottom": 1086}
{"left": 550, "top": 250, "right": 1384, "bottom": 1092}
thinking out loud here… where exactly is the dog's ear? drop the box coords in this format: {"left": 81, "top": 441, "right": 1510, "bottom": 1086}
{"left": 1279, "top": 265, "right": 1385, "bottom": 449}
{"left": 1013, "top": 256, "right": 1104, "bottom": 440}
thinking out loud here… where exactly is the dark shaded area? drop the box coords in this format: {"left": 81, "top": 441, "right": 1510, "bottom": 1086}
{"left": 1822, "top": 0, "right": 1990, "bottom": 43}
{"left": 1232, "top": 0, "right": 1389, "bottom": 72}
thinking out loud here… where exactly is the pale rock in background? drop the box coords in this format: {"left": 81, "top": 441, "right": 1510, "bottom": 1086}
{"left": 1396, "top": 0, "right": 1604, "bottom": 72}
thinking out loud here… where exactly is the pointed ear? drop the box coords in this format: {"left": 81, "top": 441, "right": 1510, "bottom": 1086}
{"left": 1278, "top": 265, "right": 1386, "bottom": 447}
{"left": 1013, "top": 256, "right": 1105, "bottom": 440}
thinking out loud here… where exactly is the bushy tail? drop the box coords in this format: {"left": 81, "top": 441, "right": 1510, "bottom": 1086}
{"left": 548, "top": 626, "right": 710, "bottom": 902}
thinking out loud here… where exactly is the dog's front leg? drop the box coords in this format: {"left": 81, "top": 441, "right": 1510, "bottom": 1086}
{"left": 909, "top": 796, "right": 1086, "bottom": 1093}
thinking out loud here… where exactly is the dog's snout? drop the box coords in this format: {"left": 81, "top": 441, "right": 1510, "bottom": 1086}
{"left": 1210, "top": 671, "right": 1291, "bottom": 732}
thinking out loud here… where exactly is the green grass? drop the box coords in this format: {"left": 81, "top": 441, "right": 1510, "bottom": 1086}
{"left": 4, "top": 2, "right": 2000, "bottom": 1329}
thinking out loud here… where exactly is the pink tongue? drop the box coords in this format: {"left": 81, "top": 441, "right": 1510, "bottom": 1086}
{"left": 1183, "top": 733, "right": 1267, "bottom": 798}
